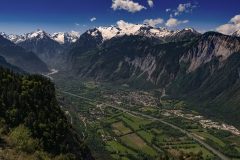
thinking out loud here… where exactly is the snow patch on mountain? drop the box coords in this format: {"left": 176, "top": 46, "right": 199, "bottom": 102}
{"left": 51, "top": 31, "right": 80, "bottom": 44}
{"left": 0, "top": 32, "right": 8, "bottom": 39}
{"left": 27, "top": 29, "right": 49, "bottom": 39}
{"left": 233, "top": 30, "right": 240, "bottom": 37}
{"left": 0, "top": 32, "right": 25, "bottom": 43}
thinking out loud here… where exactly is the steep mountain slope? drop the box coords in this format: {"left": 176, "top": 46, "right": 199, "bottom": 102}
{"left": 0, "top": 35, "right": 48, "bottom": 73}
{"left": 16, "top": 30, "right": 64, "bottom": 67}
{"left": 2, "top": 30, "right": 80, "bottom": 69}
{"left": 0, "top": 67, "right": 93, "bottom": 159}
{"left": 69, "top": 31, "right": 240, "bottom": 126}
{"left": 0, "top": 56, "right": 24, "bottom": 73}
{"left": 70, "top": 35, "right": 192, "bottom": 88}
{"left": 180, "top": 32, "right": 240, "bottom": 72}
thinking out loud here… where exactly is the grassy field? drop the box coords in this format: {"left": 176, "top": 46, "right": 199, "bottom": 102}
{"left": 137, "top": 130, "right": 154, "bottom": 143}
{"left": 100, "top": 113, "right": 160, "bottom": 158}
{"left": 194, "top": 131, "right": 226, "bottom": 147}
{"left": 106, "top": 140, "right": 136, "bottom": 156}
{"left": 179, "top": 144, "right": 214, "bottom": 159}
{"left": 120, "top": 133, "right": 157, "bottom": 156}
{"left": 95, "top": 110, "right": 220, "bottom": 159}
{"left": 120, "top": 113, "right": 152, "bottom": 131}
{"left": 112, "top": 122, "right": 132, "bottom": 136}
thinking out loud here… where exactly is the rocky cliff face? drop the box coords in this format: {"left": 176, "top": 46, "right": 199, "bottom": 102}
{"left": 180, "top": 32, "right": 240, "bottom": 72}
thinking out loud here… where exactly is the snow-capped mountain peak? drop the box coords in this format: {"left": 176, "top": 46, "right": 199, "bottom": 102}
{"left": 52, "top": 32, "right": 64, "bottom": 43}
{"left": 1, "top": 30, "right": 80, "bottom": 45}
{"left": 0, "top": 32, "right": 24, "bottom": 43}
{"left": 182, "top": 28, "right": 195, "bottom": 32}
{"left": 1, "top": 25, "right": 200, "bottom": 45}
{"left": 25, "top": 29, "right": 50, "bottom": 39}
{"left": 51, "top": 31, "right": 80, "bottom": 44}
{"left": 85, "top": 24, "right": 199, "bottom": 42}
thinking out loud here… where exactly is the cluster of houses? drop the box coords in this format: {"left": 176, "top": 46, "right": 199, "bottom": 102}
{"left": 165, "top": 109, "right": 240, "bottom": 136}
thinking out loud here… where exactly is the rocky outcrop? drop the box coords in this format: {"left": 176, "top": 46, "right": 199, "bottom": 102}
{"left": 180, "top": 32, "right": 240, "bottom": 72}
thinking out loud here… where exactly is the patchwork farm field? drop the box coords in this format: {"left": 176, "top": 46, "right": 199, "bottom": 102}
{"left": 98, "top": 112, "right": 215, "bottom": 159}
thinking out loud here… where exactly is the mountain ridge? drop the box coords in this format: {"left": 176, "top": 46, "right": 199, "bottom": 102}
{"left": 0, "top": 35, "right": 49, "bottom": 73}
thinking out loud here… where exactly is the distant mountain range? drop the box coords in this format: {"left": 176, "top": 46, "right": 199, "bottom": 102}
{"left": 1, "top": 26, "right": 239, "bottom": 46}
{"left": 1, "top": 30, "right": 80, "bottom": 45}
{"left": 1, "top": 25, "right": 239, "bottom": 74}
{"left": 0, "top": 30, "right": 80, "bottom": 69}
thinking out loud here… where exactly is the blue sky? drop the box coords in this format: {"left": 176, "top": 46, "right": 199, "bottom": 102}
{"left": 0, "top": 0, "right": 239, "bottom": 34}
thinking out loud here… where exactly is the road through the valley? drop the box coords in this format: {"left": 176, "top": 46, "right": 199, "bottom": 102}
{"left": 59, "top": 90, "right": 230, "bottom": 160}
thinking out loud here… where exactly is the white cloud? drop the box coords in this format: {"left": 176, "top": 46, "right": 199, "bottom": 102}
{"left": 178, "top": 3, "right": 190, "bottom": 12}
{"left": 173, "top": 3, "right": 197, "bottom": 16}
{"left": 147, "top": 0, "right": 154, "bottom": 8}
{"left": 230, "top": 15, "right": 240, "bottom": 24}
{"left": 116, "top": 20, "right": 144, "bottom": 34}
{"left": 116, "top": 20, "right": 136, "bottom": 29}
{"left": 165, "top": 18, "right": 189, "bottom": 27}
{"left": 216, "top": 14, "right": 240, "bottom": 35}
{"left": 90, "top": 17, "right": 97, "bottom": 22}
{"left": 75, "top": 23, "right": 80, "bottom": 26}
{"left": 166, "top": 8, "right": 171, "bottom": 12}
{"left": 143, "top": 18, "right": 164, "bottom": 27}
{"left": 112, "top": 0, "right": 146, "bottom": 13}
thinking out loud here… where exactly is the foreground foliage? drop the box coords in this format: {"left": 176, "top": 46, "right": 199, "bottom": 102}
{"left": 0, "top": 67, "right": 92, "bottom": 160}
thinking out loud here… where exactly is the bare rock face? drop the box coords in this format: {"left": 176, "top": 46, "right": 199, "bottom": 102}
{"left": 125, "top": 54, "right": 156, "bottom": 81}
{"left": 180, "top": 32, "right": 240, "bottom": 72}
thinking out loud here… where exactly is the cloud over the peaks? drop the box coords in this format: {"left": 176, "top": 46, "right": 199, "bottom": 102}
{"left": 165, "top": 18, "right": 189, "bottom": 27}
{"left": 143, "top": 18, "right": 164, "bottom": 27}
{"left": 90, "top": 17, "right": 97, "bottom": 22}
{"left": 147, "top": 0, "right": 154, "bottom": 8}
{"left": 216, "top": 15, "right": 240, "bottom": 35}
{"left": 116, "top": 17, "right": 188, "bottom": 29}
{"left": 174, "top": 3, "right": 197, "bottom": 16}
{"left": 167, "top": 3, "right": 197, "bottom": 17}
{"left": 117, "top": 20, "right": 134, "bottom": 28}
{"left": 111, "top": 0, "right": 146, "bottom": 13}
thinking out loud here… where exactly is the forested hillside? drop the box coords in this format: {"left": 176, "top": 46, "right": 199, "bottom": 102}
{"left": 0, "top": 67, "right": 92, "bottom": 160}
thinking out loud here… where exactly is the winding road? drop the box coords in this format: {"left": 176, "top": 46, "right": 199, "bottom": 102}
{"left": 59, "top": 90, "right": 230, "bottom": 160}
